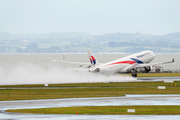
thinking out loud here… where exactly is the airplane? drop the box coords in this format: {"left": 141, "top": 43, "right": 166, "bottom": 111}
{"left": 51, "top": 50, "right": 174, "bottom": 77}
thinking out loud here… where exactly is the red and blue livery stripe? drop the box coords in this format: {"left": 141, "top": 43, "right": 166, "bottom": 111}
{"left": 106, "top": 58, "right": 143, "bottom": 66}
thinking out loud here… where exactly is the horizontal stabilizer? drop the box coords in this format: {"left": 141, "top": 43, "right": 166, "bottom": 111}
{"left": 50, "top": 57, "right": 90, "bottom": 67}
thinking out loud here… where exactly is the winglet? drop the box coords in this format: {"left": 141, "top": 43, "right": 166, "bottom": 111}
{"left": 172, "top": 58, "right": 174, "bottom": 62}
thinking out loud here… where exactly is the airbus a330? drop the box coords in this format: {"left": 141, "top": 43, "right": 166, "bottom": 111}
{"left": 51, "top": 50, "right": 174, "bottom": 77}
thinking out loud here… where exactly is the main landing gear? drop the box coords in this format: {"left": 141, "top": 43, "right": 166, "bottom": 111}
{"left": 132, "top": 73, "right": 137, "bottom": 77}
{"left": 132, "top": 68, "right": 137, "bottom": 77}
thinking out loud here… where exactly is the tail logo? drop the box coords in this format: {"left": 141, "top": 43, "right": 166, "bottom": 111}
{"left": 89, "top": 56, "right": 96, "bottom": 65}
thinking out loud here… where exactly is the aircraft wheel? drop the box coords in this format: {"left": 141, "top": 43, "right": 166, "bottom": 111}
{"left": 135, "top": 74, "right": 137, "bottom": 77}
{"left": 132, "top": 73, "right": 137, "bottom": 77}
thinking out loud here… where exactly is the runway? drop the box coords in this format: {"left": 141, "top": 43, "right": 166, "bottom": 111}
{"left": 137, "top": 77, "right": 180, "bottom": 81}
{"left": 1, "top": 94, "right": 180, "bottom": 120}
{"left": 1, "top": 112, "right": 180, "bottom": 120}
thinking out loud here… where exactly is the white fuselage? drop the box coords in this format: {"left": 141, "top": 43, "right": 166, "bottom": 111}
{"left": 93, "top": 51, "right": 155, "bottom": 74}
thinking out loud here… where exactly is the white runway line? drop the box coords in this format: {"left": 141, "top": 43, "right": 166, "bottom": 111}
{"left": 158, "top": 86, "right": 166, "bottom": 89}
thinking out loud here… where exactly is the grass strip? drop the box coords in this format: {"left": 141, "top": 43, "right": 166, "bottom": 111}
{"left": 0, "top": 86, "right": 180, "bottom": 101}
{"left": 120, "top": 72, "right": 180, "bottom": 77}
{"left": 136, "top": 73, "right": 180, "bottom": 77}
{"left": 0, "top": 81, "right": 180, "bottom": 101}
{"left": 6, "top": 105, "right": 180, "bottom": 115}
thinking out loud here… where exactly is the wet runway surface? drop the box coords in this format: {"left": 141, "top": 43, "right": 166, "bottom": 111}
{"left": 1, "top": 94, "right": 180, "bottom": 120}
{"left": 137, "top": 77, "right": 180, "bottom": 81}
{"left": 1, "top": 113, "right": 180, "bottom": 120}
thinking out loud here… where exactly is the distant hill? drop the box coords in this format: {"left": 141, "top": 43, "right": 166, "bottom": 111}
{"left": 0, "top": 31, "right": 180, "bottom": 53}
{"left": 0, "top": 32, "right": 92, "bottom": 41}
{"left": 1, "top": 31, "right": 180, "bottom": 41}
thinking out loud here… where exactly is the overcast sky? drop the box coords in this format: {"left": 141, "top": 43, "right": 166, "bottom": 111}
{"left": 0, "top": 0, "right": 180, "bottom": 35}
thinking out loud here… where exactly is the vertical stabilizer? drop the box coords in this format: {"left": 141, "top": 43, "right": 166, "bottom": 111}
{"left": 87, "top": 49, "right": 99, "bottom": 66}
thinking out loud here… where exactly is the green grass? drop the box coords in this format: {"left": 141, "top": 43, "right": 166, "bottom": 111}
{"left": 136, "top": 73, "right": 180, "bottom": 77}
{"left": 119, "top": 72, "right": 180, "bottom": 77}
{"left": 6, "top": 105, "right": 180, "bottom": 115}
{"left": 0, "top": 88, "right": 126, "bottom": 101}
{"left": 0, "top": 84, "right": 180, "bottom": 101}
{"left": 0, "top": 81, "right": 180, "bottom": 101}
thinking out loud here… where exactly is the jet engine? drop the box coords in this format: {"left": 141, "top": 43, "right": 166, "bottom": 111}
{"left": 88, "top": 68, "right": 100, "bottom": 72}
{"left": 94, "top": 68, "right": 100, "bottom": 72}
{"left": 144, "top": 66, "right": 153, "bottom": 72}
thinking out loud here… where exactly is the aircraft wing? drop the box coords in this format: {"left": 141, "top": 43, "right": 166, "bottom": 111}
{"left": 50, "top": 57, "right": 90, "bottom": 67}
{"left": 136, "top": 58, "right": 174, "bottom": 68}
{"left": 127, "top": 58, "right": 174, "bottom": 71}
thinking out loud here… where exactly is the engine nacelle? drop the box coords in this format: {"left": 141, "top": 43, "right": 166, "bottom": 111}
{"left": 144, "top": 66, "right": 151, "bottom": 72}
{"left": 89, "top": 68, "right": 100, "bottom": 72}
{"left": 94, "top": 68, "right": 100, "bottom": 72}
